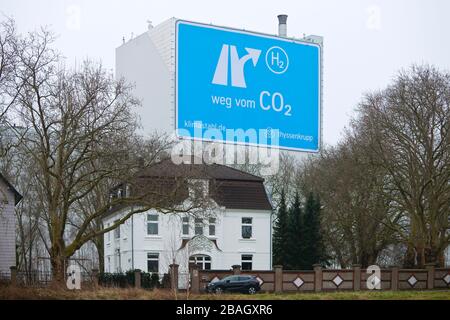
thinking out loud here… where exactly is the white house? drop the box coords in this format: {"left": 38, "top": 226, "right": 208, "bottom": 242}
{"left": 0, "top": 173, "right": 22, "bottom": 275}
{"left": 103, "top": 159, "right": 273, "bottom": 280}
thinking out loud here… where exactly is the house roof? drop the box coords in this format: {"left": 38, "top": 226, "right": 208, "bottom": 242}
{"left": 0, "top": 173, "right": 23, "bottom": 206}
{"left": 134, "top": 159, "right": 272, "bottom": 210}
{"left": 106, "top": 158, "right": 272, "bottom": 216}
{"left": 136, "top": 158, "right": 264, "bottom": 182}
{"left": 211, "top": 179, "right": 272, "bottom": 210}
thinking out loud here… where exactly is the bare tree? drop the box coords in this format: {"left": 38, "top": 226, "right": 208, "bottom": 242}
{"left": 0, "top": 17, "right": 18, "bottom": 120}
{"left": 300, "top": 134, "right": 397, "bottom": 268}
{"left": 8, "top": 26, "right": 212, "bottom": 284}
{"left": 355, "top": 65, "right": 450, "bottom": 267}
{"left": 264, "top": 152, "right": 299, "bottom": 206}
{"left": 13, "top": 153, "right": 42, "bottom": 275}
{"left": 71, "top": 134, "right": 174, "bottom": 273}
{"left": 0, "top": 17, "right": 21, "bottom": 162}
{"left": 0, "top": 125, "right": 48, "bottom": 277}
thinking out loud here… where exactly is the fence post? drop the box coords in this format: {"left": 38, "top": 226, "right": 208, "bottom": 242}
{"left": 313, "top": 264, "right": 322, "bottom": 292}
{"left": 274, "top": 265, "right": 283, "bottom": 293}
{"left": 390, "top": 266, "right": 399, "bottom": 291}
{"left": 91, "top": 268, "right": 99, "bottom": 289}
{"left": 190, "top": 264, "right": 200, "bottom": 294}
{"left": 169, "top": 264, "right": 179, "bottom": 291}
{"left": 425, "top": 263, "right": 436, "bottom": 290}
{"left": 353, "top": 264, "right": 361, "bottom": 291}
{"left": 232, "top": 265, "right": 241, "bottom": 275}
{"left": 10, "top": 266, "right": 17, "bottom": 287}
{"left": 134, "top": 269, "right": 141, "bottom": 289}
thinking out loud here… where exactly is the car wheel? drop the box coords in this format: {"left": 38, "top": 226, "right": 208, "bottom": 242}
{"left": 215, "top": 286, "right": 224, "bottom": 294}
{"left": 248, "top": 286, "right": 257, "bottom": 295}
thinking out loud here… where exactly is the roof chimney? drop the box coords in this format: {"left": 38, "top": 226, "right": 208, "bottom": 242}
{"left": 277, "top": 14, "right": 288, "bottom": 37}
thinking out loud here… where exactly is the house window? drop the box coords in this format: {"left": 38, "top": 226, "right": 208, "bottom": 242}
{"left": 182, "top": 217, "right": 190, "bottom": 236}
{"left": 147, "top": 214, "right": 159, "bottom": 235}
{"left": 107, "top": 256, "right": 111, "bottom": 273}
{"left": 241, "top": 217, "right": 252, "bottom": 239}
{"left": 195, "top": 218, "right": 203, "bottom": 236}
{"left": 147, "top": 253, "right": 159, "bottom": 273}
{"left": 189, "top": 255, "right": 211, "bottom": 270}
{"left": 208, "top": 218, "right": 216, "bottom": 236}
{"left": 189, "top": 179, "right": 208, "bottom": 200}
{"left": 115, "top": 249, "right": 121, "bottom": 272}
{"left": 114, "top": 220, "right": 120, "bottom": 239}
{"left": 241, "top": 255, "right": 253, "bottom": 270}
{"left": 107, "top": 223, "right": 110, "bottom": 242}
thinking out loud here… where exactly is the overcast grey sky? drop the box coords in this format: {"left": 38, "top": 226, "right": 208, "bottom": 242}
{"left": 2, "top": 0, "right": 449, "bottom": 146}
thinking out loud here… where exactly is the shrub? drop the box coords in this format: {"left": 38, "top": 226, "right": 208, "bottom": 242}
{"left": 141, "top": 272, "right": 159, "bottom": 289}
{"left": 99, "top": 272, "right": 133, "bottom": 288}
{"left": 100, "top": 270, "right": 160, "bottom": 289}
{"left": 161, "top": 273, "right": 171, "bottom": 288}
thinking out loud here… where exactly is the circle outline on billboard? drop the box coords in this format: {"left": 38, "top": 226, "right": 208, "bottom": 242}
{"left": 265, "top": 46, "right": 289, "bottom": 74}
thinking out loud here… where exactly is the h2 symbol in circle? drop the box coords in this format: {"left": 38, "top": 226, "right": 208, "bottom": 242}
{"left": 265, "top": 46, "right": 289, "bottom": 74}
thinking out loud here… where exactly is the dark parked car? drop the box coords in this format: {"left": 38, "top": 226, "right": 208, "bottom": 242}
{"left": 206, "top": 275, "right": 261, "bottom": 294}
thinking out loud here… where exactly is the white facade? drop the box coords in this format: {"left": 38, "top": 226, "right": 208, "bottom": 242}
{"left": 116, "top": 18, "right": 176, "bottom": 137}
{"left": 103, "top": 205, "right": 272, "bottom": 277}
{"left": 0, "top": 177, "right": 19, "bottom": 275}
{"left": 447, "top": 247, "right": 450, "bottom": 267}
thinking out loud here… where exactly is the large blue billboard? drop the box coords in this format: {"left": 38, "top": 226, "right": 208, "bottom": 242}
{"left": 176, "top": 20, "right": 321, "bottom": 152}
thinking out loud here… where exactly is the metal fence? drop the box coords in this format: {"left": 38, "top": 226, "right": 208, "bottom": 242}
{"left": 1, "top": 269, "right": 94, "bottom": 287}
{"left": 2, "top": 267, "right": 177, "bottom": 290}
{"left": 0, "top": 271, "right": 10, "bottom": 285}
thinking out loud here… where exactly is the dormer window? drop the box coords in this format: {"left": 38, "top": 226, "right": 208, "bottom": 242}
{"left": 189, "top": 179, "right": 208, "bottom": 200}
{"left": 194, "top": 218, "right": 203, "bottom": 236}
{"left": 208, "top": 218, "right": 216, "bottom": 236}
{"left": 182, "top": 216, "right": 190, "bottom": 236}
{"left": 114, "top": 220, "right": 120, "bottom": 239}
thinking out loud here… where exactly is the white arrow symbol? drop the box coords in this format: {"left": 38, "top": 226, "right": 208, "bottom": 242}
{"left": 244, "top": 48, "right": 261, "bottom": 66}
{"left": 212, "top": 45, "right": 261, "bottom": 88}
{"left": 230, "top": 46, "right": 261, "bottom": 88}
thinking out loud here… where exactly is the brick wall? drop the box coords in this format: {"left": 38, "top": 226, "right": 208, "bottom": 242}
{"left": 188, "top": 264, "right": 450, "bottom": 293}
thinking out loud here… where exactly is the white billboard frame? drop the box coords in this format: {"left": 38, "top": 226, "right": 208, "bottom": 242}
{"left": 174, "top": 19, "right": 323, "bottom": 153}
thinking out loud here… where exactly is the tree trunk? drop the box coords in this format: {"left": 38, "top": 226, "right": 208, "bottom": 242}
{"left": 360, "top": 251, "right": 378, "bottom": 269}
{"left": 425, "top": 246, "right": 444, "bottom": 267}
{"left": 418, "top": 246, "right": 426, "bottom": 268}
{"left": 50, "top": 249, "right": 68, "bottom": 288}
{"left": 403, "top": 245, "right": 416, "bottom": 268}
{"left": 93, "top": 235, "right": 105, "bottom": 273}
{"left": 437, "top": 252, "right": 445, "bottom": 268}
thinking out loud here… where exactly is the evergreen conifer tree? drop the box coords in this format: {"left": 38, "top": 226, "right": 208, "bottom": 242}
{"left": 272, "top": 190, "right": 289, "bottom": 266}
{"left": 302, "top": 192, "right": 327, "bottom": 269}
{"left": 286, "top": 192, "right": 303, "bottom": 269}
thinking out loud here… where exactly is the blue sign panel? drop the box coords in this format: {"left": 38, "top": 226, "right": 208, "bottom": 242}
{"left": 176, "top": 20, "right": 321, "bottom": 152}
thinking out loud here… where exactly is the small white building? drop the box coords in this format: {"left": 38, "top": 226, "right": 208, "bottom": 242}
{"left": 103, "top": 160, "right": 273, "bottom": 279}
{"left": 0, "top": 173, "right": 22, "bottom": 275}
